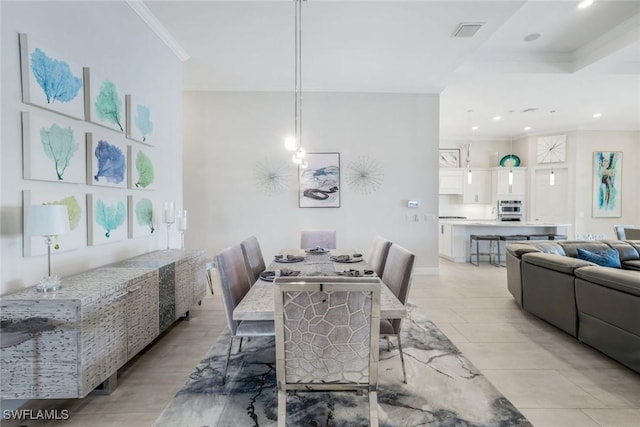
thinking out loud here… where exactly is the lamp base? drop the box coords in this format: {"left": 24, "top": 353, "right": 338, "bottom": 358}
{"left": 36, "top": 276, "right": 62, "bottom": 293}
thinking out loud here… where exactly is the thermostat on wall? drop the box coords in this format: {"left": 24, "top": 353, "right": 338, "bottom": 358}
{"left": 407, "top": 200, "right": 420, "bottom": 208}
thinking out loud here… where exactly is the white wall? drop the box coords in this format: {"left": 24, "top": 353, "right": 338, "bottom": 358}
{"left": 522, "top": 130, "right": 639, "bottom": 238}
{"left": 183, "top": 91, "right": 440, "bottom": 274}
{"left": 1, "top": 1, "right": 183, "bottom": 295}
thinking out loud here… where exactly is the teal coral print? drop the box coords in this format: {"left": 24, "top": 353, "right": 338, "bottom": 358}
{"left": 95, "top": 199, "right": 126, "bottom": 238}
{"left": 135, "top": 198, "right": 155, "bottom": 234}
{"left": 94, "top": 140, "right": 126, "bottom": 184}
{"left": 135, "top": 151, "right": 155, "bottom": 188}
{"left": 40, "top": 123, "right": 79, "bottom": 180}
{"left": 95, "top": 80, "right": 123, "bottom": 131}
{"left": 135, "top": 104, "right": 153, "bottom": 142}
{"left": 30, "top": 48, "right": 82, "bottom": 104}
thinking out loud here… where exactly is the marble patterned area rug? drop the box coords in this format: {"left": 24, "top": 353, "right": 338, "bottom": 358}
{"left": 155, "top": 305, "right": 531, "bottom": 426}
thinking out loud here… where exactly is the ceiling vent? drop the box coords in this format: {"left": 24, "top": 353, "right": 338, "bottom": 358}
{"left": 452, "top": 23, "right": 484, "bottom": 38}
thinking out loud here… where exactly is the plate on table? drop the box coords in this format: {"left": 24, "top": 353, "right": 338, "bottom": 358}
{"left": 330, "top": 254, "right": 363, "bottom": 263}
{"left": 305, "top": 247, "right": 329, "bottom": 255}
{"left": 274, "top": 255, "right": 305, "bottom": 263}
{"left": 259, "top": 269, "right": 301, "bottom": 282}
{"left": 337, "top": 269, "right": 375, "bottom": 277}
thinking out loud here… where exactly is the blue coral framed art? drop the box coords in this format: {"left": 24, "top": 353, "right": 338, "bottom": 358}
{"left": 83, "top": 67, "right": 126, "bottom": 133}
{"left": 19, "top": 34, "right": 85, "bottom": 120}
{"left": 86, "top": 132, "right": 128, "bottom": 188}
{"left": 87, "top": 193, "right": 128, "bottom": 245}
{"left": 22, "top": 111, "right": 86, "bottom": 184}
{"left": 23, "top": 190, "right": 87, "bottom": 256}
{"left": 128, "top": 195, "right": 156, "bottom": 238}
{"left": 126, "top": 95, "right": 154, "bottom": 145}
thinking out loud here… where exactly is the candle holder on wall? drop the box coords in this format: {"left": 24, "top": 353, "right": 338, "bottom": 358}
{"left": 163, "top": 202, "right": 175, "bottom": 250}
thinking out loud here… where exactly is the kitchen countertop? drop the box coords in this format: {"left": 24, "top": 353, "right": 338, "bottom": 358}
{"left": 440, "top": 220, "right": 572, "bottom": 227}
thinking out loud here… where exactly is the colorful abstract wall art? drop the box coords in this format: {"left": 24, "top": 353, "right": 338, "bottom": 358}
{"left": 299, "top": 153, "right": 340, "bottom": 208}
{"left": 23, "top": 190, "right": 87, "bottom": 256}
{"left": 22, "top": 112, "right": 86, "bottom": 184}
{"left": 128, "top": 195, "right": 156, "bottom": 238}
{"left": 87, "top": 194, "right": 128, "bottom": 245}
{"left": 127, "top": 146, "right": 156, "bottom": 190}
{"left": 84, "top": 68, "right": 125, "bottom": 132}
{"left": 126, "top": 95, "right": 154, "bottom": 145}
{"left": 86, "top": 133, "right": 128, "bottom": 188}
{"left": 19, "top": 34, "right": 85, "bottom": 120}
{"left": 592, "top": 151, "right": 622, "bottom": 218}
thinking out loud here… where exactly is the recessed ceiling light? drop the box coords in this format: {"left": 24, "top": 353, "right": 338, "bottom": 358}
{"left": 524, "top": 126, "right": 531, "bottom": 131}
{"left": 493, "top": 116, "right": 501, "bottom": 121}
{"left": 523, "top": 33, "right": 541, "bottom": 42}
{"left": 471, "top": 126, "right": 479, "bottom": 130}
{"left": 593, "top": 113, "right": 602, "bottom": 118}
{"left": 578, "top": 0, "right": 594, "bottom": 9}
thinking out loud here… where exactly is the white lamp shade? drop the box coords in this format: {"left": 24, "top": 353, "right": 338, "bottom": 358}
{"left": 26, "top": 205, "right": 70, "bottom": 237}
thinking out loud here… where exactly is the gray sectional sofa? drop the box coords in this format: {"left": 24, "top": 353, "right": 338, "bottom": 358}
{"left": 506, "top": 240, "right": 640, "bottom": 373}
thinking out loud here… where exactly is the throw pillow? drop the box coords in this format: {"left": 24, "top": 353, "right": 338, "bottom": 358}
{"left": 576, "top": 248, "right": 622, "bottom": 268}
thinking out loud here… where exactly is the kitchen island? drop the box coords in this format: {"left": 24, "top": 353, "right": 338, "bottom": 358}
{"left": 439, "top": 220, "right": 572, "bottom": 263}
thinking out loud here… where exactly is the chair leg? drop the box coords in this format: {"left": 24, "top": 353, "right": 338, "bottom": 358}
{"left": 223, "top": 336, "right": 234, "bottom": 384}
{"left": 278, "top": 389, "right": 287, "bottom": 427}
{"left": 385, "top": 336, "right": 391, "bottom": 352}
{"left": 369, "top": 390, "right": 379, "bottom": 427}
{"left": 397, "top": 334, "right": 407, "bottom": 384}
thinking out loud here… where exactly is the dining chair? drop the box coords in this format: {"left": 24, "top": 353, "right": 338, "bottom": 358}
{"left": 380, "top": 243, "right": 415, "bottom": 384}
{"left": 240, "top": 235, "right": 266, "bottom": 285}
{"left": 368, "top": 236, "right": 392, "bottom": 277}
{"left": 215, "top": 245, "right": 275, "bottom": 384}
{"left": 626, "top": 227, "right": 640, "bottom": 240}
{"left": 274, "top": 276, "right": 381, "bottom": 427}
{"left": 300, "top": 229, "right": 337, "bottom": 249}
{"left": 613, "top": 225, "right": 634, "bottom": 240}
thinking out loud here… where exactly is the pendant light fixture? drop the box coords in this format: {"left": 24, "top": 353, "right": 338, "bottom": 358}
{"left": 464, "top": 143, "right": 472, "bottom": 184}
{"left": 285, "top": 0, "right": 307, "bottom": 168}
{"left": 549, "top": 110, "right": 556, "bottom": 186}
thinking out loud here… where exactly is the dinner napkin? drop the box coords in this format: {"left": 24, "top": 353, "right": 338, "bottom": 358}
{"left": 274, "top": 254, "right": 305, "bottom": 262}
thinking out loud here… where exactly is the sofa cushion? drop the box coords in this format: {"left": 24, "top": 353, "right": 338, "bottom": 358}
{"left": 558, "top": 241, "right": 613, "bottom": 258}
{"left": 522, "top": 252, "right": 595, "bottom": 274}
{"left": 576, "top": 248, "right": 622, "bottom": 268}
{"left": 623, "top": 260, "right": 640, "bottom": 271}
{"left": 575, "top": 266, "right": 640, "bottom": 297}
{"left": 606, "top": 240, "right": 640, "bottom": 262}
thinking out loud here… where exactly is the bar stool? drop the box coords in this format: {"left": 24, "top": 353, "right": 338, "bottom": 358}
{"left": 469, "top": 235, "right": 500, "bottom": 266}
{"left": 548, "top": 234, "right": 567, "bottom": 240}
{"left": 527, "top": 234, "right": 550, "bottom": 240}
{"left": 498, "top": 235, "right": 528, "bottom": 267}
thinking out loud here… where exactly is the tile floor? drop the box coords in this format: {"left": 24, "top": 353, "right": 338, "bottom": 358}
{"left": 2, "top": 259, "right": 639, "bottom": 426}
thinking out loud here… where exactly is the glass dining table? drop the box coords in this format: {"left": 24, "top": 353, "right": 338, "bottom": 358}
{"left": 233, "top": 249, "right": 407, "bottom": 321}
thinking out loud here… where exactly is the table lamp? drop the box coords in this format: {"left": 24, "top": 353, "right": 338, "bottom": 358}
{"left": 26, "top": 204, "right": 70, "bottom": 292}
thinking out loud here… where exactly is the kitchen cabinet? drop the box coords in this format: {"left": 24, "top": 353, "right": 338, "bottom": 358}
{"left": 493, "top": 167, "right": 527, "bottom": 199}
{"left": 439, "top": 169, "right": 463, "bottom": 194}
{"left": 463, "top": 169, "right": 491, "bottom": 204}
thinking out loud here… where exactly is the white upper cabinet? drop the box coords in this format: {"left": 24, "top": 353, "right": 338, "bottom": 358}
{"left": 493, "top": 167, "right": 527, "bottom": 198}
{"left": 463, "top": 168, "right": 491, "bottom": 204}
{"left": 439, "top": 169, "right": 463, "bottom": 194}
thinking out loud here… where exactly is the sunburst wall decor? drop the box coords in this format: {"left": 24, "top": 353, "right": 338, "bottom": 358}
{"left": 345, "top": 156, "right": 384, "bottom": 195}
{"left": 253, "top": 158, "right": 292, "bottom": 196}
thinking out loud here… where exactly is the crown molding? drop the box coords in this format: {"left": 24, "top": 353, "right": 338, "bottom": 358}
{"left": 126, "top": 0, "right": 190, "bottom": 62}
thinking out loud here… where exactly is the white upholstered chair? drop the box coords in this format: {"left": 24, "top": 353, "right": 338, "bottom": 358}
{"left": 240, "top": 235, "right": 266, "bottom": 285}
{"left": 380, "top": 243, "right": 415, "bottom": 383}
{"left": 368, "top": 236, "right": 392, "bottom": 277}
{"left": 215, "top": 245, "right": 274, "bottom": 384}
{"left": 274, "top": 276, "right": 381, "bottom": 427}
{"left": 300, "top": 229, "right": 337, "bottom": 249}
{"left": 613, "top": 225, "right": 633, "bottom": 240}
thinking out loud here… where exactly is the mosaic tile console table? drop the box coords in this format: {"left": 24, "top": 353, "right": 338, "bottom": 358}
{"left": 0, "top": 249, "right": 206, "bottom": 399}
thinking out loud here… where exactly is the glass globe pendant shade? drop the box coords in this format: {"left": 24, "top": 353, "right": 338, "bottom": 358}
{"left": 285, "top": 136, "right": 297, "bottom": 151}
